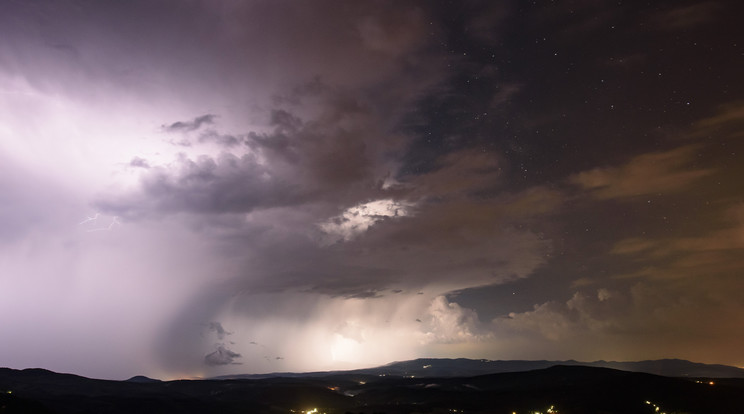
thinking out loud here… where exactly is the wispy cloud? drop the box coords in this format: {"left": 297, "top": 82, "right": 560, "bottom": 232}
{"left": 569, "top": 145, "right": 714, "bottom": 199}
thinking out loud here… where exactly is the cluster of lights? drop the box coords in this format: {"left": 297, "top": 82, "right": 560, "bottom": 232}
{"left": 511, "top": 405, "right": 559, "bottom": 414}
{"left": 694, "top": 380, "right": 715, "bottom": 385}
{"left": 645, "top": 400, "right": 667, "bottom": 414}
{"left": 290, "top": 408, "right": 325, "bottom": 414}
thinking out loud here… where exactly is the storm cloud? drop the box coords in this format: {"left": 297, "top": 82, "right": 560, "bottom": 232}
{"left": 2, "top": 0, "right": 743, "bottom": 380}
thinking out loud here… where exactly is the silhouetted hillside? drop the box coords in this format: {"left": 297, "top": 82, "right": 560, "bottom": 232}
{"left": 125, "top": 375, "right": 161, "bottom": 383}
{"left": 1, "top": 364, "right": 742, "bottom": 413}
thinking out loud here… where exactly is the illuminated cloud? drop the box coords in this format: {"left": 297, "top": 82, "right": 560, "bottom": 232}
{"left": 422, "top": 296, "right": 485, "bottom": 344}
{"left": 319, "top": 199, "right": 415, "bottom": 243}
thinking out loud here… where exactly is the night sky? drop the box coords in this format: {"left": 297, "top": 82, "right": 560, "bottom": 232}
{"left": 1, "top": 0, "right": 743, "bottom": 380}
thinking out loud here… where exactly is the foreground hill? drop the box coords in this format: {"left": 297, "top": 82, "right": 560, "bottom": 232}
{"left": 1, "top": 365, "right": 743, "bottom": 413}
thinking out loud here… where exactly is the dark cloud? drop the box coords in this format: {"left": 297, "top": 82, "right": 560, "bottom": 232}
{"left": 129, "top": 157, "right": 150, "bottom": 169}
{"left": 163, "top": 114, "right": 216, "bottom": 133}
{"left": 207, "top": 322, "right": 231, "bottom": 340}
{"left": 99, "top": 152, "right": 301, "bottom": 217}
{"left": 98, "top": 81, "right": 414, "bottom": 218}
{"left": 201, "top": 187, "right": 552, "bottom": 298}
{"left": 198, "top": 130, "right": 245, "bottom": 147}
{"left": 204, "top": 345, "right": 241, "bottom": 366}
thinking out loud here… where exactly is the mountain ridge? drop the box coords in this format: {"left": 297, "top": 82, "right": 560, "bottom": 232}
{"left": 212, "top": 357, "right": 744, "bottom": 380}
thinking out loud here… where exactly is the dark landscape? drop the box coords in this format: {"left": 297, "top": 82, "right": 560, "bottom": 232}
{"left": 2, "top": 359, "right": 743, "bottom": 414}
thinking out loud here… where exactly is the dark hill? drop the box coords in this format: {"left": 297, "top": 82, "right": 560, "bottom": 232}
{"left": 1, "top": 365, "right": 743, "bottom": 413}
{"left": 126, "top": 375, "right": 161, "bottom": 383}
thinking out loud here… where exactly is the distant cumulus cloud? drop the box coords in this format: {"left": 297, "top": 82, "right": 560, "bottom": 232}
{"left": 422, "top": 296, "right": 486, "bottom": 344}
